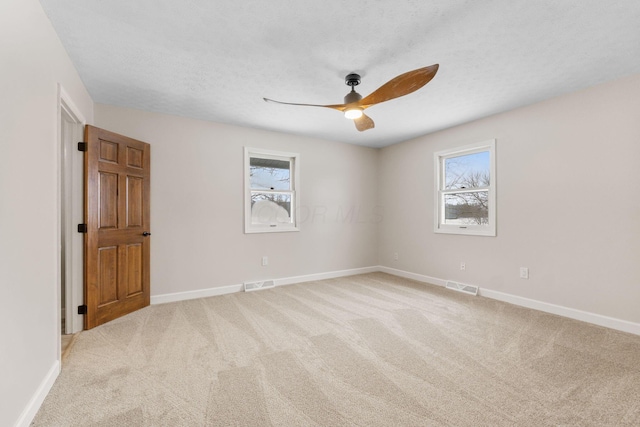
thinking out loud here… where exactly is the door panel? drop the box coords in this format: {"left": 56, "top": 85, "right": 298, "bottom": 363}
{"left": 85, "top": 125, "right": 151, "bottom": 329}
{"left": 126, "top": 244, "right": 143, "bottom": 296}
{"left": 98, "top": 246, "right": 118, "bottom": 305}
{"left": 99, "top": 139, "right": 119, "bottom": 163}
{"left": 126, "top": 176, "right": 143, "bottom": 227}
{"left": 127, "top": 147, "right": 144, "bottom": 168}
{"left": 99, "top": 172, "right": 118, "bottom": 229}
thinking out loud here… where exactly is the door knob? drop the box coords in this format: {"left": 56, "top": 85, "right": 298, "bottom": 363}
{"left": 142, "top": 232, "right": 151, "bottom": 236}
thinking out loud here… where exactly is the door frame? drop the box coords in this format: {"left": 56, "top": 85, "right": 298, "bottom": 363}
{"left": 57, "top": 84, "right": 86, "bottom": 350}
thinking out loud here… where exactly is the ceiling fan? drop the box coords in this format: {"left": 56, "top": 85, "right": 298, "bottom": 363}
{"left": 263, "top": 64, "right": 439, "bottom": 132}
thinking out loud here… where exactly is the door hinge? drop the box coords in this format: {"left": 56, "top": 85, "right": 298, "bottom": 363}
{"left": 78, "top": 305, "right": 87, "bottom": 315}
{"left": 77, "top": 223, "right": 88, "bottom": 233}
{"left": 77, "top": 142, "right": 87, "bottom": 151}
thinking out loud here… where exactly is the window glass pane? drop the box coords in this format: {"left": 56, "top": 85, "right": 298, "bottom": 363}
{"left": 443, "top": 191, "right": 489, "bottom": 225}
{"left": 250, "top": 157, "right": 290, "bottom": 190}
{"left": 444, "top": 151, "right": 490, "bottom": 190}
{"left": 251, "top": 192, "right": 292, "bottom": 225}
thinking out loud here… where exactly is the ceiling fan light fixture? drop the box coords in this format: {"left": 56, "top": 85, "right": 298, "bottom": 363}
{"left": 343, "top": 81, "right": 363, "bottom": 119}
{"left": 344, "top": 107, "right": 363, "bottom": 119}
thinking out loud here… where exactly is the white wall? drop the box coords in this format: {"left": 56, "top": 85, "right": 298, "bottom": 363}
{"left": 379, "top": 73, "right": 640, "bottom": 325}
{"left": 94, "top": 105, "right": 379, "bottom": 297}
{"left": 0, "top": 0, "right": 93, "bottom": 426}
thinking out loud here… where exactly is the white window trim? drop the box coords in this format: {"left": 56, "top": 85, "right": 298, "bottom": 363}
{"left": 244, "top": 147, "right": 300, "bottom": 234}
{"left": 434, "top": 139, "right": 496, "bottom": 236}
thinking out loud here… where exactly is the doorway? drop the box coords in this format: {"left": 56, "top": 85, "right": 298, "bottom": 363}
{"left": 58, "top": 85, "right": 86, "bottom": 359}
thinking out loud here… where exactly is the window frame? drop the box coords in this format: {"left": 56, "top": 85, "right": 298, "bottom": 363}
{"left": 434, "top": 139, "right": 496, "bottom": 236}
{"left": 244, "top": 147, "right": 300, "bottom": 234}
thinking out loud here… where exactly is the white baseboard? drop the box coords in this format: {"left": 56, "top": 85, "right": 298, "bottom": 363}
{"left": 479, "top": 288, "right": 640, "bottom": 336}
{"left": 275, "top": 266, "right": 379, "bottom": 287}
{"left": 13, "top": 361, "right": 60, "bottom": 427}
{"left": 377, "top": 266, "right": 447, "bottom": 287}
{"left": 150, "top": 266, "right": 378, "bottom": 305}
{"left": 151, "top": 283, "right": 244, "bottom": 304}
{"left": 378, "top": 266, "right": 640, "bottom": 336}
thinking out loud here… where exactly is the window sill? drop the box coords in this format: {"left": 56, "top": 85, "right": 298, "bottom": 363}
{"left": 434, "top": 226, "right": 496, "bottom": 237}
{"left": 244, "top": 225, "right": 300, "bottom": 234}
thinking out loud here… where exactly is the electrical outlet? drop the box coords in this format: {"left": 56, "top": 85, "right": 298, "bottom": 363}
{"left": 520, "top": 267, "right": 529, "bottom": 279}
{"left": 460, "top": 262, "right": 466, "bottom": 271}
{"left": 262, "top": 256, "right": 268, "bottom": 266}
{"left": 393, "top": 252, "right": 399, "bottom": 261}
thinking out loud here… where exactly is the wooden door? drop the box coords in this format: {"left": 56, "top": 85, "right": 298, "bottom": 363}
{"left": 83, "top": 125, "right": 151, "bottom": 329}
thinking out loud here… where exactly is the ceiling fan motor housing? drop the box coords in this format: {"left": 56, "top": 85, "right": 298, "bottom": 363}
{"left": 344, "top": 90, "right": 362, "bottom": 104}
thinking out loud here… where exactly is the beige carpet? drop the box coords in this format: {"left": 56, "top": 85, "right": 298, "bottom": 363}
{"left": 33, "top": 273, "right": 640, "bottom": 426}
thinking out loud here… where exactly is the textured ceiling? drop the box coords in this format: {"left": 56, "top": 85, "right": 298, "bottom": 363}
{"left": 39, "top": 0, "right": 640, "bottom": 148}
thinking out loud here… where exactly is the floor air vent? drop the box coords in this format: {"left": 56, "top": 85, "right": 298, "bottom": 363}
{"left": 445, "top": 281, "right": 479, "bottom": 296}
{"left": 244, "top": 280, "right": 275, "bottom": 292}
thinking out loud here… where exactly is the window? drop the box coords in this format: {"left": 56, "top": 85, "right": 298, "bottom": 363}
{"left": 244, "top": 148, "right": 299, "bottom": 233}
{"left": 434, "top": 139, "right": 496, "bottom": 236}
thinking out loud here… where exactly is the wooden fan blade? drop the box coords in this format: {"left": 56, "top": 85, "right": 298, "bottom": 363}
{"left": 263, "top": 97, "right": 346, "bottom": 112}
{"left": 359, "top": 64, "right": 439, "bottom": 108}
{"left": 354, "top": 113, "right": 375, "bottom": 132}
